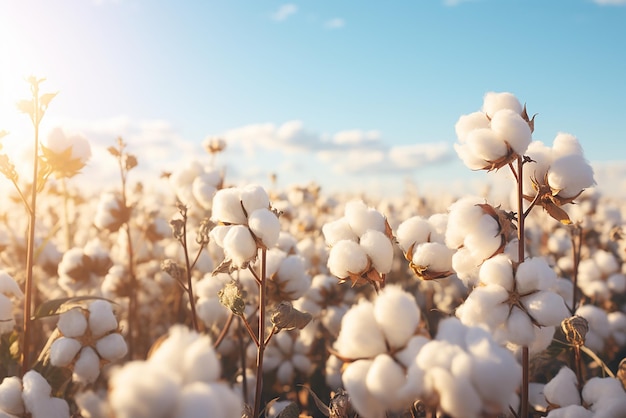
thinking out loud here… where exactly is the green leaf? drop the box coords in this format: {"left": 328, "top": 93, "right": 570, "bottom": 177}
{"left": 32, "top": 296, "right": 114, "bottom": 319}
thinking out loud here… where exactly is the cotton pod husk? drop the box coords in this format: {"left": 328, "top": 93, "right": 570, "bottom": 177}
{"left": 0, "top": 376, "right": 24, "bottom": 415}
{"left": 95, "top": 333, "right": 128, "bottom": 362}
{"left": 247, "top": 208, "right": 280, "bottom": 249}
{"left": 543, "top": 367, "right": 580, "bottom": 407}
{"left": 211, "top": 187, "right": 247, "bottom": 224}
{"left": 341, "top": 360, "right": 386, "bottom": 418}
{"left": 373, "top": 285, "right": 420, "bottom": 349}
{"left": 49, "top": 337, "right": 82, "bottom": 367}
{"left": 359, "top": 229, "right": 393, "bottom": 274}
{"left": 88, "top": 300, "right": 118, "bottom": 338}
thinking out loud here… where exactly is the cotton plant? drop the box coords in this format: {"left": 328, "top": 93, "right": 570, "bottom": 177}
{"left": 0, "top": 271, "right": 23, "bottom": 335}
{"left": 445, "top": 196, "right": 519, "bottom": 286}
{"left": 0, "top": 370, "right": 70, "bottom": 418}
{"left": 93, "top": 191, "right": 127, "bottom": 233}
{"left": 456, "top": 254, "right": 570, "bottom": 350}
{"left": 322, "top": 199, "right": 394, "bottom": 288}
{"left": 77, "top": 325, "right": 242, "bottom": 418}
{"left": 263, "top": 248, "right": 311, "bottom": 303}
{"left": 57, "top": 239, "right": 113, "bottom": 296}
{"left": 41, "top": 126, "right": 92, "bottom": 179}
{"left": 250, "top": 329, "right": 313, "bottom": 386}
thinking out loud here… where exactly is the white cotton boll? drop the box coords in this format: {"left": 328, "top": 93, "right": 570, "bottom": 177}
{"left": 223, "top": 225, "right": 257, "bottom": 268}
{"left": 334, "top": 300, "right": 387, "bottom": 359}
{"left": 88, "top": 300, "right": 118, "bottom": 338}
{"left": 455, "top": 111, "right": 490, "bottom": 142}
{"left": 292, "top": 353, "right": 312, "bottom": 373}
{"left": 277, "top": 256, "right": 311, "bottom": 299}
{"left": 479, "top": 254, "right": 514, "bottom": 289}
{"left": 74, "top": 390, "right": 108, "bottom": 418}
{"left": 276, "top": 361, "right": 295, "bottom": 384}
{"left": 395, "top": 335, "right": 430, "bottom": 368}
{"left": 50, "top": 337, "right": 82, "bottom": 367}
{"left": 522, "top": 290, "right": 569, "bottom": 327}
{"left": 547, "top": 229, "right": 572, "bottom": 254}
{"left": 608, "top": 311, "right": 626, "bottom": 346}
{"left": 452, "top": 248, "right": 481, "bottom": 286}
{"left": 359, "top": 230, "right": 393, "bottom": 274}
{"left": 366, "top": 354, "right": 407, "bottom": 409}
{"left": 426, "top": 367, "right": 482, "bottom": 418}
{"left": 594, "top": 250, "right": 619, "bottom": 275}
{"left": 262, "top": 346, "right": 282, "bottom": 371}
{"left": 342, "top": 360, "right": 386, "bottom": 418}
{"left": 465, "top": 214, "right": 502, "bottom": 261}
{"left": 455, "top": 143, "right": 491, "bottom": 170}
{"left": 466, "top": 128, "right": 507, "bottom": 162}
{"left": 412, "top": 242, "right": 454, "bottom": 273}
{"left": 0, "top": 272, "right": 23, "bottom": 298}
{"left": 548, "top": 154, "right": 595, "bottom": 198}
{"left": 327, "top": 240, "right": 368, "bottom": 278}
{"left": 416, "top": 341, "right": 463, "bottom": 371}
{"left": 552, "top": 132, "right": 584, "bottom": 158}
{"left": 322, "top": 218, "right": 357, "bottom": 246}
{"left": 576, "top": 304, "right": 611, "bottom": 341}
{"left": 554, "top": 278, "right": 575, "bottom": 310}
{"left": 490, "top": 109, "right": 532, "bottom": 155}
{"left": 323, "top": 305, "right": 348, "bottom": 336}
{"left": 607, "top": 273, "right": 626, "bottom": 293}
{"left": 211, "top": 188, "right": 246, "bottom": 224}
{"left": 248, "top": 208, "right": 280, "bottom": 249}
{"left": 29, "top": 396, "right": 70, "bottom": 418}
{"left": 482, "top": 91, "right": 523, "bottom": 116}
{"left": 543, "top": 367, "right": 580, "bottom": 407}
{"left": 209, "top": 225, "right": 230, "bottom": 248}
{"left": 240, "top": 184, "right": 270, "bottom": 215}
{"left": 191, "top": 173, "right": 218, "bottom": 210}
{"left": 0, "top": 376, "right": 24, "bottom": 415}
{"left": 523, "top": 141, "right": 552, "bottom": 194}
{"left": 505, "top": 307, "right": 535, "bottom": 346}
{"left": 395, "top": 216, "right": 432, "bottom": 252}
{"left": 546, "top": 405, "right": 593, "bottom": 418}
{"left": 445, "top": 197, "right": 484, "bottom": 248}
{"left": 57, "top": 308, "right": 88, "bottom": 338}
{"left": 0, "top": 295, "right": 15, "bottom": 335}
{"left": 344, "top": 200, "right": 385, "bottom": 237}
{"left": 516, "top": 257, "right": 557, "bottom": 293}
{"left": 455, "top": 285, "right": 509, "bottom": 329}
{"left": 374, "top": 285, "right": 420, "bottom": 349}
{"left": 427, "top": 213, "right": 448, "bottom": 242}
{"left": 95, "top": 333, "right": 128, "bottom": 362}
{"left": 21, "top": 371, "right": 51, "bottom": 413}
{"left": 581, "top": 376, "right": 626, "bottom": 410}
{"left": 529, "top": 383, "right": 548, "bottom": 412}
{"left": 436, "top": 317, "right": 468, "bottom": 346}
{"left": 73, "top": 347, "right": 101, "bottom": 384}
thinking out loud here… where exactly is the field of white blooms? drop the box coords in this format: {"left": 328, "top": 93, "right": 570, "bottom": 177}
{"left": 0, "top": 79, "right": 625, "bottom": 418}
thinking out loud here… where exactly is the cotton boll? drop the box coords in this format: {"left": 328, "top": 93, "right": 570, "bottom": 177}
{"left": 575, "top": 305, "right": 610, "bottom": 352}
{"left": 211, "top": 188, "right": 246, "bottom": 224}
{"left": 191, "top": 173, "right": 218, "bottom": 210}
{"left": 342, "top": 360, "right": 386, "bottom": 418}
{"left": 515, "top": 257, "right": 557, "bottom": 293}
{"left": 0, "top": 376, "right": 24, "bottom": 415}
{"left": 344, "top": 200, "right": 385, "bottom": 237}
{"left": 73, "top": 347, "right": 101, "bottom": 384}
{"left": 0, "top": 272, "right": 23, "bottom": 298}
{"left": 552, "top": 132, "right": 584, "bottom": 158}
{"left": 395, "top": 335, "right": 429, "bottom": 368}
{"left": 327, "top": 240, "right": 368, "bottom": 278}
{"left": 0, "top": 295, "right": 15, "bottom": 335}
{"left": 489, "top": 109, "right": 532, "bottom": 155}
{"left": 543, "top": 367, "right": 580, "bottom": 407}
{"left": 109, "top": 361, "right": 179, "bottom": 418}
{"left": 479, "top": 254, "right": 514, "bottom": 289}
{"left": 222, "top": 225, "right": 257, "bottom": 268}
{"left": 546, "top": 405, "right": 593, "bottom": 418}
{"left": 95, "top": 333, "right": 128, "bottom": 362}
{"left": 466, "top": 128, "right": 507, "bottom": 162}
{"left": 366, "top": 354, "right": 407, "bottom": 409}
{"left": 505, "top": 308, "right": 535, "bottom": 346}
{"left": 427, "top": 213, "right": 448, "bottom": 242}
{"left": 334, "top": 300, "right": 387, "bottom": 359}
{"left": 21, "top": 371, "right": 52, "bottom": 413}
{"left": 482, "top": 91, "right": 523, "bottom": 116}
{"left": 395, "top": 216, "right": 432, "bottom": 252}
{"left": 276, "top": 361, "right": 295, "bottom": 384}
{"left": 608, "top": 311, "right": 626, "bottom": 346}
{"left": 28, "top": 396, "right": 70, "bottom": 418}
{"left": 455, "top": 143, "right": 491, "bottom": 170}
{"left": 374, "top": 285, "right": 420, "bottom": 349}
{"left": 74, "top": 390, "right": 109, "bottom": 418}
{"left": 465, "top": 214, "right": 502, "bottom": 261}
{"left": 451, "top": 248, "right": 481, "bottom": 286}
{"left": 277, "top": 256, "right": 311, "bottom": 299}
{"left": 436, "top": 317, "right": 468, "bottom": 347}
{"left": 88, "top": 300, "right": 118, "bottom": 338}
{"left": 57, "top": 308, "right": 88, "bottom": 338}
{"left": 594, "top": 250, "right": 619, "bottom": 276}
{"left": 416, "top": 340, "right": 463, "bottom": 371}
{"left": 322, "top": 218, "right": 358, "bottom": 246}
{"left": 412, "top": 242, "right": 454, "bottom": 273}
{"left": 445, "top": 197, "right": 485, "bottom": 249}
{"left": 455, "top": 111, "right": 490, "bottom": 142}
{"left": 426, "top": 367, "right": 482, "bottom": 418}
{"left": 582, "top": 376, "right": 626, "bottom": 412}
{"left": 607, "top": 273, "right": 626, "bottom": 293}
{"left": 248, "top": 208, "right": 280, "bottom": 249}
{"left": 548, "top": 154, "right": 595, "bottom": 198}
{"left": 456, "top": 285, "right": 509, "bottom": 329}
{"left": 240, "top": 184, "right": 270, "bottom": 215}
{"left": 522, "top": 290, "right": 569, "bottom": 327}
{"left": 50, "top": 337, "right": 82, "bottom": 367}
{"left": 360, "top": 230, "right": 393, "bottom": 274}
{"left": 292, "top": 353, "right": 312, "bottom": 374}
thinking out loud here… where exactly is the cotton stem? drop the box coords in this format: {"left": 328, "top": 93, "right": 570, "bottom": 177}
{"left": 253, "top": 248, "right": 267, "bottom": 418}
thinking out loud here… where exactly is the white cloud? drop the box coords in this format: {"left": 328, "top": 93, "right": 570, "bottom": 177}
{"left": 388, "top": 143, "right": 451, "bottom": 169}
{"left": 593, "top": 0, "right": 626, "bottom": 4}
{"left": 325, "top": 18, "right": 345, "bottom": 29}
{"left": 272, "top": 4, "right": 298, "bottom": 21}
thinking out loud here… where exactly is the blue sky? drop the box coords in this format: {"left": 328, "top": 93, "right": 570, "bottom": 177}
{"left": 1, "top": 0, "right": 625, "bottom": 197}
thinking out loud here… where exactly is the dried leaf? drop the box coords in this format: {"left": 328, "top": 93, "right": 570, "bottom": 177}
{"left": 218, "top": 282, "right": 246, "bottom": 316}
{"left": 107, "top": 146, "right": 121, "bottom": 157}
{"left": 270, "top": 301, "right": 312, "bottom": 331}
{"left": 39, "top": 92, "right": 58, "bottom": 108}
{"left": 16, "top": 99, "right": 34, "bottom": 115}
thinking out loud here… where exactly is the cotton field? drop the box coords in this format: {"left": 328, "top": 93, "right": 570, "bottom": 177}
{"left": 0, "top": 79, "right": 625, "bottom": 418}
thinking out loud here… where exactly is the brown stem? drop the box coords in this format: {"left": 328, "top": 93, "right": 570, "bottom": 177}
{"left": 180, "top": 217, "right": 199, "bottom": 332}
{"left": 571, "top": 225, "right": 583, "bottom": 314}
{"left": 242, "top": 311, "right": 260, "bottom": 347}
{"left": 239, "top": 316, "right": 249, "bottom": 404}
{"left": 214, "top": 310, "right": 235, "bottom": 349}
{"left": 253, "top": 249, "right": 267, "bottom": 418}
{"left": 516, "top": 156, "right": 529, "bottom": 418}
{"left": 61, "top": 177, "right": 72, "bottom": 251}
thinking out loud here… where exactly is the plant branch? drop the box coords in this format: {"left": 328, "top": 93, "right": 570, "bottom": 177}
{"left": 253, "top": 248, "right": 267, "bottom": 418}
